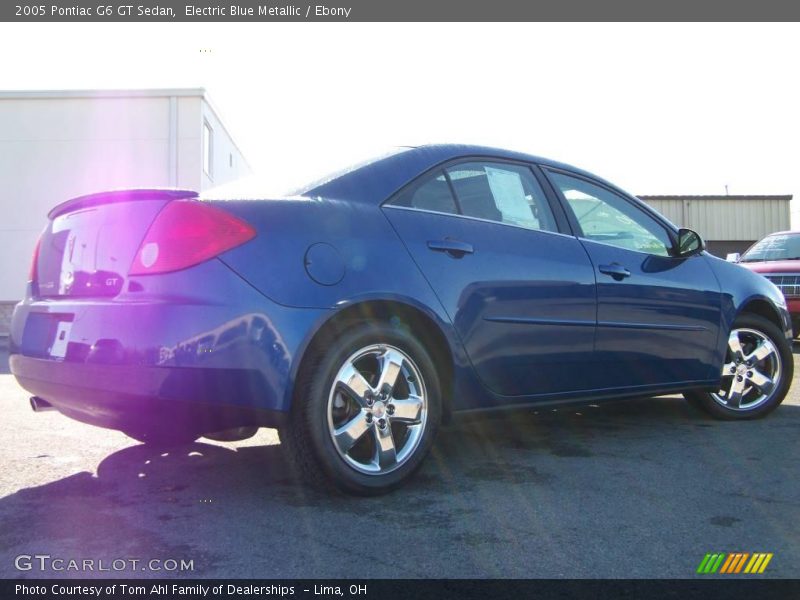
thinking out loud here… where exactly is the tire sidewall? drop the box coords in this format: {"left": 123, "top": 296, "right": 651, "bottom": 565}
{"left": 693, "top": 313, "right": 793, "bottom": 419}
{"left": 299, "top": 321, "right": 442, "bottom": 494}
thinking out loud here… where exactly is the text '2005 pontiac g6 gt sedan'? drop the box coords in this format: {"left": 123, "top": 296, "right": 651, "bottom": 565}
{"left": 8, "top": 145, "right": 794, "bottom": 494}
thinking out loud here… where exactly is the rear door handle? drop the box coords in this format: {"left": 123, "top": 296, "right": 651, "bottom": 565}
{"left": 427, "top": 239, "right": 474, "bottom": 258}
{"left": 598, "top": 263, "right": 631, "bottom": 280}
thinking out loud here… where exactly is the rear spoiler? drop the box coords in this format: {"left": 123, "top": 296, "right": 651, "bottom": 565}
{"left": 48, "top": 188, "right": 198, "bottom": 219}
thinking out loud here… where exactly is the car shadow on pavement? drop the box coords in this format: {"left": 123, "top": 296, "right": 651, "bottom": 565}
{"left": 1, "top": 396, "right": 799, "bottom": 578}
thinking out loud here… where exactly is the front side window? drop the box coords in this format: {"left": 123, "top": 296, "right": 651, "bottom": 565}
{"left": 548, "top": 171, "right": 672, "bottom": 256}
{"left": 445, "top": 162, "right": 558, "bottom": 232}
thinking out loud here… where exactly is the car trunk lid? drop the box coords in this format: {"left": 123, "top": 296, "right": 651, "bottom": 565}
{"left": 34, "top": 189, "right": 197, "bottom": 298}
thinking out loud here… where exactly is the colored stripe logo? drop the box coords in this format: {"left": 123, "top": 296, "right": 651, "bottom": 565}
{"left": 697, "top": 552, "right": 773, "bottom": 574}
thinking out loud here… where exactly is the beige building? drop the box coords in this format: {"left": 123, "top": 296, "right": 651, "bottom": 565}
{"left": 639, "top": 195, "right": 793, "bottom": 257}
{"left": 0, "top": 88, "right": 250, "bottom": 334}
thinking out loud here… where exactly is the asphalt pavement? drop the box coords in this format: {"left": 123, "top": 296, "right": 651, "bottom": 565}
{"left": 1, "top": 336, "right": 798, "bottom": 578}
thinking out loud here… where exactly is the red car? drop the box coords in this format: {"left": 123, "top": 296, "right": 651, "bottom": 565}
{"left": 736, "top": 230, "right": 800, "bottom": 337}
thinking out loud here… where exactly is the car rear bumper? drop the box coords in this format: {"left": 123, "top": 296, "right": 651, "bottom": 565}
{"left": 11, "top": 354, "right": 288, "bottom": 433}
{"left": 8, "top": 260, "right": 328, "bottom": 434}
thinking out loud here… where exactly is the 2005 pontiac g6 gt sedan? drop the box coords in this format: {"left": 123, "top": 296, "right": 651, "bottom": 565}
{"left": 9, "top": 145, "right": 794, "bottom": 494}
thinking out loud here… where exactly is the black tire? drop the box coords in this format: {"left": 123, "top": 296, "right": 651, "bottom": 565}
{"left": 685, "top": 313, "right": 793, "bottom": 420}
{"left": 279, "top": 320, "right": 442, "bottom": 495}
{"left": 124, "top": 428, "right": 199, "bottom": 447}
{"left": 202, "top": 426, "right": 259, "bottom": 442}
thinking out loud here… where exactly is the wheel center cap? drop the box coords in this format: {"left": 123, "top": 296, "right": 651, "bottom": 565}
{"left": 372, "top": 401, "right": 386, "bottom": 418}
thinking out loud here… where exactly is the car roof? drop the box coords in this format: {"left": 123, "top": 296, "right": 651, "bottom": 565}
{"left": 202, "top": 144, "right": 624, "bottom": 205}
{"left": 301, "top": 144, "right": 617, "bottom": 204}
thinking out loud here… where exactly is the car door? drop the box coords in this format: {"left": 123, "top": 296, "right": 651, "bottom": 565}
{"left": 544, "top": 169, "right": 722, "bottom": 389}
{"left": 382, "top": 160, "right": 598, "bottom": 403}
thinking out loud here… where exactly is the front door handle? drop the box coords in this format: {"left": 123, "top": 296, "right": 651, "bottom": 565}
{"left": 427, "top": 239, "right": 474, "bottom": 258}
{"left": 599, "top": 263, "right": 631, "bottom": 281}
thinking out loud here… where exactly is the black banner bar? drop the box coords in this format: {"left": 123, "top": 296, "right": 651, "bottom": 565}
{"left": 4, "top": 579, "right": 800, "bottom": 600}
{"left": 3, "top": 0, "right": 800, "bottom": 22}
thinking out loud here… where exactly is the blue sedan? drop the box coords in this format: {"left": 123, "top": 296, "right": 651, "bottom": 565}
{"left": 9, "top": 145, "right": 794, "bottom": 494}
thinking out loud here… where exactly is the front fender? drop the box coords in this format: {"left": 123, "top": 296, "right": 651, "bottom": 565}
{"left": 705, "top": 253, "right": 792, "bottom": 367}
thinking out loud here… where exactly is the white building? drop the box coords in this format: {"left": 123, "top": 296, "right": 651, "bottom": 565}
{"left": 0, "top": 88, "right": 250, "bottom": 334}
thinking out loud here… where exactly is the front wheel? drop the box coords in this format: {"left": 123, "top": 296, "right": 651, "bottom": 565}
{"left": 280, "top": 321, "right": 442, "bottom": 495}
{"left": 685, "top": 313, "right": 793, "bottom": 419}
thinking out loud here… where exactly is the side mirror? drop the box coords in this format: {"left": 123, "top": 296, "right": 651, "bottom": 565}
{"left": 676, "top": 228, "right": 705, "bottom": 258}
{"left": 726, "top": 252, "right": 741, "bottom": 263}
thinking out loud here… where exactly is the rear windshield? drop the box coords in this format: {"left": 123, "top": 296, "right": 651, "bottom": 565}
{"left": 740, "top": 234, "right": 800, "bottom": 262}
{"left": 287, "top": 147, "right": 409, "bottom": 196}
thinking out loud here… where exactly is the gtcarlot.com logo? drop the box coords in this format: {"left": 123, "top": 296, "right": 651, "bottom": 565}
{"left": 697, "top": 552, "right": 773, "bottom": 574}
{"left": 14, "top": 554, "right": 194, "bottom": 572}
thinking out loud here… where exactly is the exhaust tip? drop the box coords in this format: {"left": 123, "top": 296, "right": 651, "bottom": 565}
{"left": 30, "top": 396, "right": 55, "bottom": 412}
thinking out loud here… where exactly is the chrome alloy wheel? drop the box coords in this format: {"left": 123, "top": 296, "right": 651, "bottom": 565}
{"left": 327, "top": 344, "right": 428, "bottom": 475}
{"left": 712, "top": 328, "right": 782, "bottom": 411}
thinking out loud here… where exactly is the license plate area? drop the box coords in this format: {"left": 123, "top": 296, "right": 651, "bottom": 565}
{"left": 20, "top": 313, "right": 74, "bottom": 359}
{"left": 50, "top": 322, "right": 72, "bottom": 358}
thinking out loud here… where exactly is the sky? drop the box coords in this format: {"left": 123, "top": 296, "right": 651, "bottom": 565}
{"left": 1, "top": 22, "right": 799, "bottom": 221}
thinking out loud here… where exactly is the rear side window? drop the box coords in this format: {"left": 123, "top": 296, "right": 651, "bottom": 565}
{"left": 387, "top": 160, "right": 558, "bottom": 233}
{"left": 387, "top": 171, "right": 458, "bottom": 214}
{"left": 445, "top": 162, "right": 557, "bottom": 232}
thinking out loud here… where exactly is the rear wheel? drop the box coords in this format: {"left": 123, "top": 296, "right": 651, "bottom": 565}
{"left": 685, "top": 313, "right": 792, "bottom": 419}
{"left": 280, "top": 321, "right": 441, "bottom": 495}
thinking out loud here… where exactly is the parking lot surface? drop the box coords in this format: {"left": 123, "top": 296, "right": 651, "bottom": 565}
{"left": 1, "top": 337, "right": 798, "bottom": 578}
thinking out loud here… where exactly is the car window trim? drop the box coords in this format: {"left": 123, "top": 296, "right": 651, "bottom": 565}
{"left": 383, "top": 156, "right": 573, "bottom": 236}
{"left": 441, "top": 169, "right": 464, "bottom": 214}
{"left": 382, "top": 204, "right": 579, "bottom": 240}
{"left": 540, "top": 166, "right": 680, "bottom": 255}
{"left": 529, "top": 164, "right": 575, "bottom": 236}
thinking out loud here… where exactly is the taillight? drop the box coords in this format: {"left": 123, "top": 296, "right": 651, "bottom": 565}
{"left": 29, "top": 233, "right": 42, "bottom": 281}
{"left": 130, "top": 200, "right": 255, "bottom": 275}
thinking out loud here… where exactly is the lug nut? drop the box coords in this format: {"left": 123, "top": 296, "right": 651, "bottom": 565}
{"left": 378, "top": 418, "right": 387, "bottom": 429}
{"left": 366, "top": 413, "right": 373, "bottom": 424}
{"left": 747, "top": 371, "right": 753, "bottom": 378}
{"left": 387, "top": 404, "right": 395, "bottom": 415}
{"left": 736, "top": 375, "right": 743, "bottom": 382}
{"left": 729, "top": 366, "right": 736, "bottom": 373}
{"left": 366, "top": 397, "right": 374, "bottom": 407}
